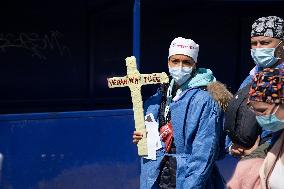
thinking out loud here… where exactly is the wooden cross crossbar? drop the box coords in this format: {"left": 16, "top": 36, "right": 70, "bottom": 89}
{"left": 107, "top": 56, "right": 169, "bottom": 156}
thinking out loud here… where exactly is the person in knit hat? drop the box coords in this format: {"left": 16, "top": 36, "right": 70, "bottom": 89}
{"left": 133, "top": 37, "right": 232, "bottom": 189}
{"left": 227, "top": 68, "right": 284, "bottom": 189}
{"left": 250, "top": 16, "right": 284, "bottom": 69}
{"left": 248, "top": 68, "right": 284, "bottom": 189}
{"left": 226, "top": 16, "right": 284, "bottom": 159}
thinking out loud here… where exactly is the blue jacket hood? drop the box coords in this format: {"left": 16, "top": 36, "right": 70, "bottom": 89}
{"left": 182, "top": 68, "right": 216, "bottom": 89}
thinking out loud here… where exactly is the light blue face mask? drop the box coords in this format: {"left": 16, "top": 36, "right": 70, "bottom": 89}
{"left": 256, "top": 105, "right": 284, "bottom": 132}
{"left": 168, "top": 66, "right": 193, "bottom": 85}
{"left": 250, "top": 41, "right": 282, "bottom": 68}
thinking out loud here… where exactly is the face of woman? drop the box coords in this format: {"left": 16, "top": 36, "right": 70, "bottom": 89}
{"left": 168, "top": 54, "right": 196, "bottom": 69}
{"left": 248, "top": 101, "right": 284, "bottom": 120}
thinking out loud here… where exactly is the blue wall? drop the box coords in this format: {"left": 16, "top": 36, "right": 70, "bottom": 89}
{"left": 0, "top": 109, "right": 140, "bottom": 189}
{"left": 1, "top": 0, "right": 284, "bottom": 113}
{"left": 0, "top": 109, "right": 238, "bottom": 189}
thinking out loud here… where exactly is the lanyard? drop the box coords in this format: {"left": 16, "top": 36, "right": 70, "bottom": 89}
{"left": 164, "top": 79, "right": 175, "bottom": 122}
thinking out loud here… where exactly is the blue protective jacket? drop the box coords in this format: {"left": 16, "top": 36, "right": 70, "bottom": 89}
{"left": 140, "top": 68, "right": 226, "bottom": 189}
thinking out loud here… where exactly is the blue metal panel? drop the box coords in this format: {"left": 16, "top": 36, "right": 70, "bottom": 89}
{"left": 133, "top": 0, "right": 140, "bottom": 70}
{"left": 0, "top": 109, "right": 238, "bottom": 188}
{"left": 0, "top": 109, "right": 140, "bottom": 189}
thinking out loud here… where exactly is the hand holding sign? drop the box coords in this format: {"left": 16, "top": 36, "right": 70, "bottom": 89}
{"left": 107, "top": 56, "right": 168, "bottom": 156}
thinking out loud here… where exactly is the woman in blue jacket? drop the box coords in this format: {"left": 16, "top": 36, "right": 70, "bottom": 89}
{"left": 133, "top": 37, "right": 232, "bottom": 189}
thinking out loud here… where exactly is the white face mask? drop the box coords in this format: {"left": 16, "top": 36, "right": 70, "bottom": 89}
{"left": 250, "top": 41, "right": 282, "bottom": 68}
{"left": 168, "top": 66, "right": 193, "bottom": 85}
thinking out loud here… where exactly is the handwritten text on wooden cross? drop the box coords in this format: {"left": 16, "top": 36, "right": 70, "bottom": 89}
{"left": 107, "top": 56, "right": 169, "bottom": 156}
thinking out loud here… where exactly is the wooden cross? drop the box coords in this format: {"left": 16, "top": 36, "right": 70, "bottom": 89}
{"left": 107, "top": 56, "right": 169, "bottom": 156}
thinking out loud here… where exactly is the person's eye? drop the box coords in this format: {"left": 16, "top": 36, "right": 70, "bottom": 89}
{"left": 183, "top": 61, "right": 191, "bottom": 65}
{"left": 260, "top": 41, "right": 270, "bottom": 45}
{"left": 251, "top": 42, "right": 257, "bottom": 46}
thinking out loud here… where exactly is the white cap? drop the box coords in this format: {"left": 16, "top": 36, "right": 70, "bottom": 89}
{"left": 168, "top": 37, "right": 199, "bottom": 63}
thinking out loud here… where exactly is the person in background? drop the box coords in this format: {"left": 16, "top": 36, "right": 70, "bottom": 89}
{"left": 133, "top": 37, "right": 232, "bottom": 189}
{"left": 227, "top": 16, "right": 284, "bottom": 159}
{"left": 241, "top": 16, "right": 284, "bottom": 88}
{"left": 227, "top": 68, "right": 284, "bottom": 189}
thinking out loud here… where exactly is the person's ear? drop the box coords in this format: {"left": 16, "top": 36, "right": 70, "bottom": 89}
{"left": 280, "top": 41, "right": 284, "bottom": 50}
{"left": 192, "top": 63, "right": 197, "bottom": 69}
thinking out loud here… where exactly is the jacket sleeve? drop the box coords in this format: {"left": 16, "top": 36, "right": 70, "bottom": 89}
{"left": 225, "top": 74, "right": 253, "bottom": 152}
{"left": 183, "top": 92, "right": 223, "bottom": 189}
